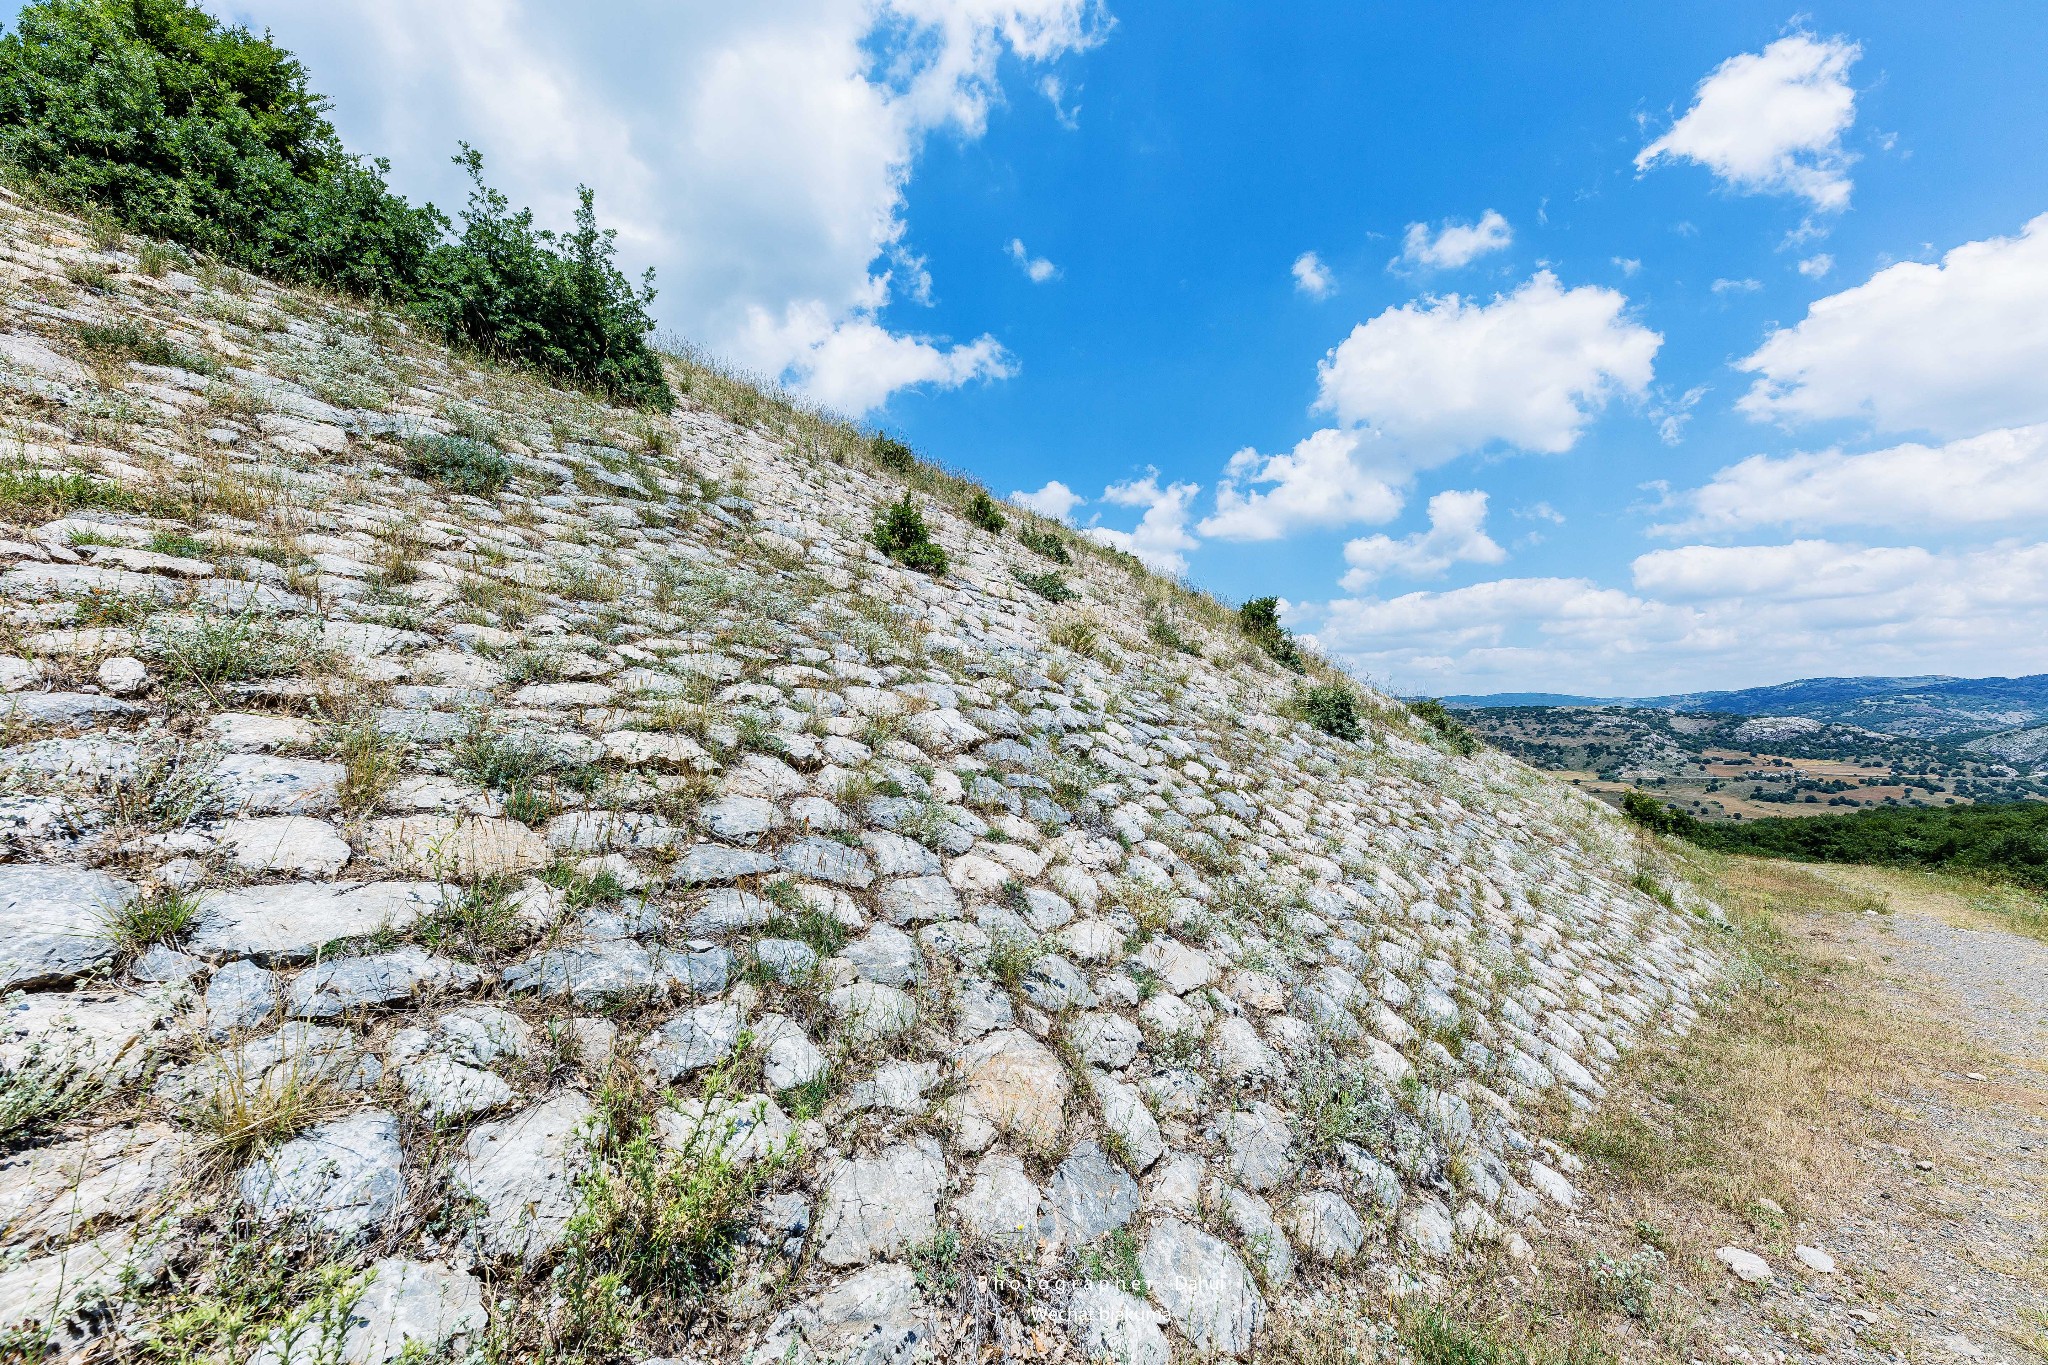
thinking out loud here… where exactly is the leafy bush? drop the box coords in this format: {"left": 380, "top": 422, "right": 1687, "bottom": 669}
{"left": 0, "top": 0, "right": 671, "bottom": 407}
{"left": 404, "top": 432, "right": 511, "bottom": 495}
{"left": 871, "top": 434, "right": 917, "bottom": 472}
{"left": 1018, "top": 525, "right": 1072, "bottom": 564}
{"left": 1294, "top": 683, "right": 1362, "bottom": 740}
{"left": 1621, "top": 788, "right": 1689, "bottom": 836}
{"left": 1012, "top": 567, "right": 1075, "bottom": 602}
{"left": 871, "top": 495, "right": 948, "bottom": 575}
{"left": 1236, "top": 595, "right": 1304, "bottom": 672}
{"left": 1408, "top": 698, "right": 1478, "bottom": 755}
{"left": 965, "top": 488, "right": 1007, "bottom": 532}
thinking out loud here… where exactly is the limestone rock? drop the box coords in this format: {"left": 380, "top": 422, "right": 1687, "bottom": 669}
{"left": 814, "top": 1140, "right": 945, "bottom": 1266}
{"left": 450, "top": 1093, "right": 594, "bottom": 1262}
{"left": 366, "top": 815, "right": 549, "bottom": 880}
{"left": 222, "top": 816, "right": 353, "bottom": 877}
{"left": 1137, "top": 1217, "right": 1264, "bottom": 1356}
{"left": 0, "top": 864, "right": 134, "bottom": 988}
{"left": 951, "top": 1028, "right": 1069, "bottom": 1153}
{"left": 240, "top": 1110, "right": 405, "bottom": 1240}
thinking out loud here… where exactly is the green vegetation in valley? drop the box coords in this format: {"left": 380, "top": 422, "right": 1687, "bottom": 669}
{"left": 0, "top": 0, "right": 670, "bottom": 407}
{"left": 1625, "top": 790, "right": 2048, "bottom": 893}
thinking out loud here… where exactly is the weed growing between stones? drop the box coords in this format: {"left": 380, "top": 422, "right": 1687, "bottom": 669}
{"left": 97, "top": 886, "right": 200, "bottom": 957}
{"left": 403, "top": 433, "right": 512, "bottom": 496}
{"left": 542, "top": 1065, "right": 788, "bottom": 1358}
{"left": 135, "top": 1237, "right": 370, "bottom": 1365}
{"left": 1236, "top": 595, "right": 1305, "bottom": 673}
{"left": 1012, "top": 567, "right": 1075, "bottom": 602}
{"left": 0, "top": 1043, "right": 123, "bottom": 1143}
{"left": 0, "top": 461, "right": 136, "bottom": 515}
{"left": 1017, "top": 524, "right": 1072, "bottom": 563}
{"left": 183, "top": 1046, "right": 348, "bottom": 1178}
{"left": 72, "top": 319, "right": 218, "bottom": 375}
{"left": 153, "top": 612, "right": 325, "bottom": 697}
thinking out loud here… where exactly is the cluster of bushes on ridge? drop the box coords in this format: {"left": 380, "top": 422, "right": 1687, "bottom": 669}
{"left": 0, "top": 0, "right": 670, "bottom": 407}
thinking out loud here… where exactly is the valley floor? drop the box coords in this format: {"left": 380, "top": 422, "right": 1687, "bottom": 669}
{"left": 1412, "top": 857, "right": 2048, "bottom": 1365}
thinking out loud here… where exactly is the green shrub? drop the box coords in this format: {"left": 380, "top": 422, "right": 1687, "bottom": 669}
{"left": 1294, "top": 683, "right": 1362, "bottom": 740}
{"left": 1409, "top": 698, "right": 1479, "bottom": 756}
{"left": 1680, "top": 798, "right": 2048, "bottom": 895}
{"left": 1235, "top": 595, "right": 1304, "bottom": 672}
{"left": 1146, "top": 614, "right": 1201, "bottom": 656}
{"left": 965, "top": 488, "right": 1007, "bottom": 532}
{"left": 1018, "top": 524, "right": 1072, "bottom": 563}
{"left": 0, "top": 0, "right": 670, "bottom": 407}
{"left": 1012, "top": 567, "right": 1074, "bottom": 602}
{"left": 871, "top": 494, "right": 948, "bottom": 575}
{"left": 1621, "top": 788, "right": 1689, "bottom": 836}
{"left": 404, "top": 432, "right": 511, "bottom": 495}
{"left": 871, "top": 434, "right": 917, "bottom": 472}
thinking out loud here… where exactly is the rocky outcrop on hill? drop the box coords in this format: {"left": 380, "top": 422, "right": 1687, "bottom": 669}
{"left": 0, "top": 188, "right": 1723, "bottom": 1362}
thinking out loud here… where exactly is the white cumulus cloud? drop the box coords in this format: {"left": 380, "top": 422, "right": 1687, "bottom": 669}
{"left": 1087, "top": 473, "right": 1201, "bottom": 575}
{"left": 1291, "top": 251, "right": 1335, "bottom": 298}
{"left": 1339, "top": 490, "right": 1506, "bottom": 589}
{"left": 1659, "top": 424, "right": 2048, "bottom": 535}
{"left": 1737, "top": 214, "right": 2048, "bottom": 439}
{"left": 1315, "top": 271, "right": 1661, "bottom": 459}
{"left": 1195, "top": 429, "right": 1404, "bottom": 542}
{"left": 1636, "top": 32, "right": 1861, "bottom": 211}
{"left": 1010, "top": 480, "right": 1083, "bottom": 521}
{"left": 1395, "top": 210, "right": 1512, "bottom": 271}
{"left": 1007, "top": 238, "right": 1060, "bottom": 283}
{"left": 1797, "top": 252, "right": 1834, "bottom": 278}
{"left": 1311, "top": 537, "right": 2048, "bottom": 695}
{"left": 209, "top": 0, "right": 1107, "bottom": 415}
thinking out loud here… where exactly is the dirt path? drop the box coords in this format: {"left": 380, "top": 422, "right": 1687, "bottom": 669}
{"left": 1748, "top": 867, "right": 2048, "bottom": 1365}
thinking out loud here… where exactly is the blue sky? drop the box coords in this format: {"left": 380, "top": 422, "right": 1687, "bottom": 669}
{"left": 56, "top": 1, "right": 2048, "bottom": 695}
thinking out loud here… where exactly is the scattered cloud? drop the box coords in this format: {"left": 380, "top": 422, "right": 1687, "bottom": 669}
{"left": 1006, "top": 238, "right": 1060, "bottom": 283}
{"left": 1291, "top": 251, "right": 1335, "bottom": 299}
{"left": 1612, "top": 257, "right": 1642, "bottom": 276}
{"left": 1711, "top": 277, "right": 1762, "bottom": 294}
{"left": 1339, "top": 490, "right": 1506, "bottom": 589}
{"left": 1797, "top": 252, "right": 1834, "bottom": 278}
{"left": 1515, "top": 501, "right": 1566, "bottom": 525}
{"left": 1648, "top": 384, "right": 1709, "bottom": 445}
{"left": 1196, "top": 429, "right": 1404, "bottom": 541}
{"left": 1037, "top": 73, "right": 1080, "bottom": 129}
{"left": 1737, "top": 214, "right": 2048, "bottom": 438}
{"left": 741, "top": 308, "right": 1012, "bottom": 415}
{"left": 1316, "top": 270, "right": 1661, "bottom": 460}
{"left": 1086, "top": 472, "right": 1201, "bottom": 574}
{"left": 1313, "top": 538, "right": 2048, "bottom": 695}
{"left": 1658, "top": 423, "right": 2048, "bottom": 534}
{"left": 1010, "top": 479, "right": 1082, "bottom": 521}
{"left": 217, "top": 0, "right": 1107, "bottom": 415}
{"left": 1395, "top": 210, "right": 1513, "bottom": 271}
{"left": 1636, "top": 32, "right": 1861, "bottom": 211}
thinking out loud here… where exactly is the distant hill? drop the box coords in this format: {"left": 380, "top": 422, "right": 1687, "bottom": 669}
{"left": 1444, "top": 673, "right": 2048, "bottom": 742}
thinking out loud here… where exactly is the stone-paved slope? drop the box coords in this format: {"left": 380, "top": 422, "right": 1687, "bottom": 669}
{"left": 0, "top": 185, "right": 1723, "bottom": 1364}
